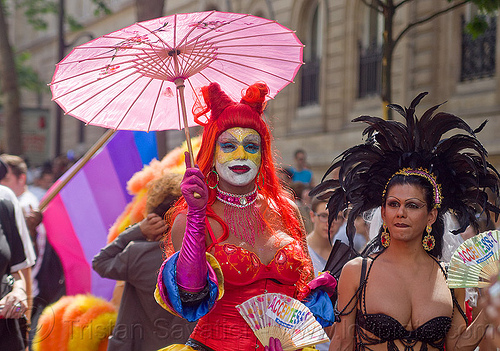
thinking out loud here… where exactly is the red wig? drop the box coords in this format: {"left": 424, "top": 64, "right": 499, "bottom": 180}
{"left": 169, "top": 82, "right": 312, "bottom": 297}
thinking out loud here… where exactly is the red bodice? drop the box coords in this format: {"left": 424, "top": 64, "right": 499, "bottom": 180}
{"left": 190, "top": 242, "right": 307, "bottom": 350}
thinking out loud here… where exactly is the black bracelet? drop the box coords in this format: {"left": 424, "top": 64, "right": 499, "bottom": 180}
{"left": 179, "top": 284, "right": 210, "bottom": 306}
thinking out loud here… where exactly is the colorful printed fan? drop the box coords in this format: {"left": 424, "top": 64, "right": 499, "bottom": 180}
{"left": 236, "top": 293, "right": 329, "bottom": 350}
{"left": 448, "top": 230, "right": 500, "bottom": 288}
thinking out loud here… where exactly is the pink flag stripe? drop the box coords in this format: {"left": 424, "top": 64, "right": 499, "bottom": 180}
{"left": 58, "top": 168, "right": 115, "bottom": 298}
{"left": 42, "top": 131, "right": 158, "bottom": 300}
{"left": 43, "top": 195, "right": 91, "bottom": 295}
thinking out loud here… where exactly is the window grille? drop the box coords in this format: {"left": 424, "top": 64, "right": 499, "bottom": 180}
{"left": 461, "top": 16, "right": 496, "bottom": 81}
{"left": 358, "top": 42, "right": 382, "bottom": 98}
{"left": 300, "top": 59, "right": 320, "bottom": 106}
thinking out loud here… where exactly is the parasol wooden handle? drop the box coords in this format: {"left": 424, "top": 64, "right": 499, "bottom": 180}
{"left": 175, "top": 78, "right": 201, "bottom": 199}
{"left": 175, "top": 78, "right": 195, "bottom": 166}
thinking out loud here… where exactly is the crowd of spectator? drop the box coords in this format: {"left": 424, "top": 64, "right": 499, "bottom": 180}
{"left": 0, "top": 153, "right": 71, "bottom": 350}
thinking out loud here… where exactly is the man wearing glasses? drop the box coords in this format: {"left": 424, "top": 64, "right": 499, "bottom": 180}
{"left": 306, "top": 198, "right": 345, "bottom": 276}
{"left": 306, "top": 198, "right": 344, "bottom": 351}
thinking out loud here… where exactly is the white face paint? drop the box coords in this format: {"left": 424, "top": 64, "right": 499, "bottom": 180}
{"left": 215, "top": 128, "right": 261, "bottom": 188}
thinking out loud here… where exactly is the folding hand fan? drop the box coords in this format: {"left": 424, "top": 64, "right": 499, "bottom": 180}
{"left": 448, "top": 230, "right": 500, "bottom": 289}
{"left": 324, "top": 239, "right": 359, "bottom": 279}
{"left": 235, "top": 293, "right": 329, "bottom": 351}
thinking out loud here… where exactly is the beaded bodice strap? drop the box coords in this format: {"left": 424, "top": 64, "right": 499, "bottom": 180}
{"left": 215, "top": 186, "right": 265, "bottom": 246}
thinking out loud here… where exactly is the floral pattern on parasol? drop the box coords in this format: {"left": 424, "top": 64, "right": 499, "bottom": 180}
{"left": 50, "top": 11, "right": 304, "bottom": 133}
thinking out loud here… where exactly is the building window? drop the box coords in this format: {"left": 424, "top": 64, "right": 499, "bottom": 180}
{"left": 300, "top": 4, "right": 322, "bottom": 107}
{"left": 358, "top": 42, "right": 382, "bottom": 98}
{"left": 300, "top": 59, "right": 320, "bottom": 107}
{"left": 460, "top": 15, "right": 496, "bottom": 81}
{"left": 358, "top": 1, "right": 382, "bottom": 98}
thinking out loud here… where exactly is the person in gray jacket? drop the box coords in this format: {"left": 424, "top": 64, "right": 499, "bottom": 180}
{"left": 93, "top": 173, "right": 196, "bottom": 351}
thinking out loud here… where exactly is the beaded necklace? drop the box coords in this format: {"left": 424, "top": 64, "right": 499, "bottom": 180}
{"left": 216, "top": 186, "right": 265, "bottom": 246}
{"left": 216, "top": 187, "right": 258, "bottom": 208}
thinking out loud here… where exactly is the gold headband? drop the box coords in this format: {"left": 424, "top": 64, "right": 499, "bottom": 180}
{"left": 383, "top": 167, "right": 443, "bottom": 209}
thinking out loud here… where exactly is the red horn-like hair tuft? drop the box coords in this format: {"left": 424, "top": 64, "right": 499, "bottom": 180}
{"left": 193, "top": 82, "right": 235, "bottom": 126}
{"left": 240, "top": 82, "right": 269, "bottom": 115}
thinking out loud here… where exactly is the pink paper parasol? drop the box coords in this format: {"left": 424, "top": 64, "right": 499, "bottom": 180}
{"left": 50, "top": 11, "right": 304, "bottom": 164}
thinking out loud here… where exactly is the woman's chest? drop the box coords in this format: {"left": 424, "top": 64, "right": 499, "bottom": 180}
{"left": 364, "top": 267, "right": 453, "bottom": 329}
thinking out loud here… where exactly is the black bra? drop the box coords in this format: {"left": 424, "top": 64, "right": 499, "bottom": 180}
{"left": 352, "top": 254, "right": 466, "bottom": 351}
{"left": 356, "top": 312, "right": 451, "bottom": 346}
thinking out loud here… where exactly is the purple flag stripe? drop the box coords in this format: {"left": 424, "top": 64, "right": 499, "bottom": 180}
{"left": 82, "top": 146, "right": 129, "bottom": 228}
{"left": 59, "top": 170, "right": 110, "bottom": 267}
{"left": 107, "top": 131, "right": 150, "bottom": 203}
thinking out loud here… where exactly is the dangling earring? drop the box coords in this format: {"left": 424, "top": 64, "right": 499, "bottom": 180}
{"left": 206, "top": 169, "right": 219, "bottom": 189}
{"left": 381, "top": 223, "right": 390, "bottom": 248}
{"left": 422, "top": 225, "right": 435, "bottom": 251}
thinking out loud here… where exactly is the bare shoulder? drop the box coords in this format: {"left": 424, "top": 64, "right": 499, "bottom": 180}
{"left": 263, "top": 194, "right": 297, "bottom": 210}
{"left": 283, "top": 196, "right": 303, "bottom": 219}
{"left": 452, "top": 287, "right": 466, "bottom": 302}
{"left": 339, "top": 256, "right": 364, "bottom": 284}
{"left": 335, "top": 257, "right": 364, "bottom": 321}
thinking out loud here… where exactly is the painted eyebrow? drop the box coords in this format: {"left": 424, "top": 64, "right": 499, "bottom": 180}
{"left": 218, "top": 134, "right": 238, "bottom": 143}
{"left": 218, "top": 133, "right": 260, "bottom": 143}
{"left": 243, "top": 134, "right": 261, "bottom": 143}
{"left": 387, "top": 196, "right": 426, "bottom": 203}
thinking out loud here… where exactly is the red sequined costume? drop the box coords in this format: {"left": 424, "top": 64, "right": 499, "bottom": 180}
{"left": 192, "top": 242, "right": 306, "bottom": 350}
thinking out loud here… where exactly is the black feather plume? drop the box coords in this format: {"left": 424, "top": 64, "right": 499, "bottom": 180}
{"left": 312, "top": 93, "right": 500, "bottom": 254}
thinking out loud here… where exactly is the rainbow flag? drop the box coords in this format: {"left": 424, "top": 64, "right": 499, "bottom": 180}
{"left": 42, "top": 131, "right": 158, "bottom": 300}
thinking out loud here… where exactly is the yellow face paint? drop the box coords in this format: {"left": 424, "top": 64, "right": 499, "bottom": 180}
{"left": 215, "top": 128, "right": 262, "bottom": 187}
{"left": 215, "top": 128, "right": 261, "bottom": 166}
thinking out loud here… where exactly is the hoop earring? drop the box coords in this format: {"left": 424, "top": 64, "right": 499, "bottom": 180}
{"left": 381, "top": 223, "right": 390, "bottom": 248}
{"left": 256, "top": 171, "right": 263, "bottom": 190}
{"left": 206, "top": 169, "right": 219, "bottom": 189}
{"left": 422, "top": 225, "right": 435, "bottom": 251}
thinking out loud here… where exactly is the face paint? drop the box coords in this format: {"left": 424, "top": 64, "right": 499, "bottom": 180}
{"left": 215, "top": 127, "right": 261, "bottom": 187}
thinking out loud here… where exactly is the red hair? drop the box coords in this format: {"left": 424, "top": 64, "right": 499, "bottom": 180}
{"left": 169, "top": 82, "right": 312, "bottom": 297}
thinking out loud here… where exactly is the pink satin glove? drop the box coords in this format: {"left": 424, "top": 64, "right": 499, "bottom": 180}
{"left": 176, "top": 152, "right": 210, "bottom": 292}
{"left": 181, "top": 152, "right": 209, "bottom": 211}
{"left": 265, "top": 337, "right": 283, "bottom": 351}
{"left": 307, "top": 273, "right": 337, "bottom": 297}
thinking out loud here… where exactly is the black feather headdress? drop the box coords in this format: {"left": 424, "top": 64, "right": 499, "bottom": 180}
{"left": 311, "top": 93, "right": 500, "bottom": 252}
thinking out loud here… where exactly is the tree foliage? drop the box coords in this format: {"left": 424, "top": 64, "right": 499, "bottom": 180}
{"left": 16, "top": 52, "right": 46, "bottom": 93}
{"left": 14, "top": 0, "right": 110, "bottom": 31}
{"left": 0, "top": 51, "right": 47, "bottom": 101}
{"left": 0, "top": 0, "right": 111, "bottom": 154}
{"left": 360, "top": 0, "right": 500, "bottom": 119}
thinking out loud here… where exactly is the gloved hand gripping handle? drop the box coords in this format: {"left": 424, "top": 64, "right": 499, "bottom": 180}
{"left": 176, "top": 153, "right": 209, "bottom": 292}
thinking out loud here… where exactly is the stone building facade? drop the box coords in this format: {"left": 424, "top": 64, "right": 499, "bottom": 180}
{"left": 8, "top": 0, "right": 500, "bottom": 177}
